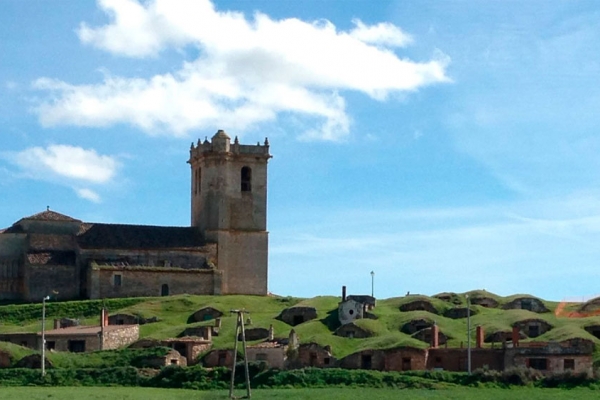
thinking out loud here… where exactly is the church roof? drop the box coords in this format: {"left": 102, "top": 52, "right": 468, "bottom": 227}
{"left": 77, "top": 223, "right": 206, "bottom": 249}
{"left": 21, "top": 210, "right": 80, "bottom": 222}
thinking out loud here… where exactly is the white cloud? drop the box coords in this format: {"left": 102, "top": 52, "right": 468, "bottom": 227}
{"left": 349, "top": 19, "right": 413, "bottom": 47}
{"left": 11, "top": 144, "right": 118, "bottom": 184}
{"left": 76, "top": 188, "right": 101, "bottom": 203}
{"left": 33, "top": 0, "right": 450, "bottom": 141}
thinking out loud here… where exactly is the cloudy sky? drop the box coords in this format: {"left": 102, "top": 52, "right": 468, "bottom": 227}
{"left": 2, "top": 0, "right": 600, "bottom": 300}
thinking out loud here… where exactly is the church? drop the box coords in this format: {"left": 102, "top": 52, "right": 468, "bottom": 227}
{"left": 0, "top": 130, "right": 271, "bottom": 302}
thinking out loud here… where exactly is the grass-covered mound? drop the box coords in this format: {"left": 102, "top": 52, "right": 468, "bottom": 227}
{"left": 0, "top": 291, "right": 599, "bottom": 365}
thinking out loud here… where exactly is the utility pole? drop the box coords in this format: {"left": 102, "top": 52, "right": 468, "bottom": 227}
{"left": 41, "top": 295, "right": 50, "bottom": 377}
{"left": 229, "top": 309, "right": 251, "bottom": 399}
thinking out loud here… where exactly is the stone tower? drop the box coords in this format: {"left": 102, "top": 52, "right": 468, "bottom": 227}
{"left": 188, "top": 130, "right": 271, "bottom": 295}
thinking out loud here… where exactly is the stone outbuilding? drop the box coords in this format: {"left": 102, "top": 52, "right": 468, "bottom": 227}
{"left": 505, "top": 339, "right": 594, "bottom": 374}
{"left": 109, "top": 313, "right": 159, "bottom": 325}
{"left": 246, "top": 341, "right": 288, "bottom": 369}
{"left": 443, "top": 307, "right": 478, "bottom": 319}
{"left": 484, "top": 330, "right": 527, "bottom": 344}
{"left": 470, "top": 296, "right": 498, "bottom": 308}
{"left": 130, "top": 337, "right": 212, "bottom": 365}
{"left": 202, "top": 349, "right": 236, "bottom": 368}
{"left": 433, "top": 292, "right": 462, "bottom": 305}
{"left": 401, "top": 318, "right": 433, "bottom": 335}
{"left": 513, "top": 319, "right": 553, "bottom": 338}
{"left": 0, "top": 310, "right": 138, "bottom": 353}
{"left": 502, "top": 297, "right": 549, "bottom": 313}
{"left": 584, "top": 325, "right": 600, "bottom": 340}
{"left": 399, "top": 299, "right": 439, "bottom": 314}
{"left": 338, "top": 347, "right": 427, "bottom": 371}
{"left": 179, "top": 326, "right": 212, "bottom": 340}
{"left": 338, "top": 299, "right": 364, "bottom": 325}
{"left": 189, "top": 307, "right": 223, "bottom": 323}
{"left": 412, "top": 326, "right": 449, "bottom": 346}
{"left": 334, "top": 322, "right": 372, "bottom": 338}
{"left": 293, "top": 343, "right": 336, "bottom": 368}
{"left": 138, "top": 348, "right": 187, "bottom": 368}
{"left": 277, "top": 306, "right": 318, "bottom": 326}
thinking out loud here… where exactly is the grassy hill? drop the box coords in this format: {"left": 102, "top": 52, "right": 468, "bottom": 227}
{"left": 1, "top": 291, "right": 600, "bottom": 366}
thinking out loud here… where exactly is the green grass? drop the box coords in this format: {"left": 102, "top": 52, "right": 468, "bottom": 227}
{"left": 0, "top": 387, "right": 599, "bottom": 400}
{"left": 2, "top": 291, "right": 600, "bottom": 365}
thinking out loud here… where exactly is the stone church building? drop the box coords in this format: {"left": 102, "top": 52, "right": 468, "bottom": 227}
{"left": 0, "top": 130, "right": 271, "bottom": 302}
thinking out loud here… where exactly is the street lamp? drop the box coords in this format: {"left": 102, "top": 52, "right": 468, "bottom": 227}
{"left": 466, "top": 294, "right": 471, "bottom": 375}
{"left": 370, "top": 271, "right": 375, "bottom": 297}
{"left": 41, "top": 295, "right": 50, "bottom": 377}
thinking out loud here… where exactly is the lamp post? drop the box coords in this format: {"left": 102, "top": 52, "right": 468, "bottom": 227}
{"left": 370, "top": 271, "right": 375, "bottom": 297}
{"left": 41, "top": 295, "right": 50, "bottom": 377}
{"left": 466, "top": 294, "right": 471, "bottom": 375}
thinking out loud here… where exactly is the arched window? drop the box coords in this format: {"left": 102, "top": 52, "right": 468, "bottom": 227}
{"left": 241, "top": 166, "right": 252, "bottom": 192}
{"left": 161, "top": 284, "right": 169, "bottom": 297}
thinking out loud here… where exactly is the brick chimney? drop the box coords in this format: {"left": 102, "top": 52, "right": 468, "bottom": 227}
{"left": 511, "top": 326, "right": 520, "bottom": 347}
{"left": 342, "top": 286, "right": 347, "bottom": 302}
{"left": 476, "top": 326, "right": 484, "bottom": 348}
{"left": 53, "top": 319, "right": 61, "bottom": 330}
{"left": 431, "top": 324, "right": 439, "bottom": 349}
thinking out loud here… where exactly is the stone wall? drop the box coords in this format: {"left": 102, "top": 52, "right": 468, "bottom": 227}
{"left": 88, "top": 267, "right": 217, "bottom": 299}
{"left": 45, "top": 334, "right": 100, "bottom": 352}
{"left": 80, "top": 247, "right": 216, "bottom": 270}
{"left": 247, "top": 346, "right": 286, "bottom": 369}
{"left": 296, "top": 343, "right": 336, "bottom": 368}
{"left": 28, "top": 234, "right": 75, "bottom": 251}
{"left": 0, "top": 257, "right": 23, "bottom": 300}
{"left": 26, "top": 264, "right": 79, "bottom": 301}
{"left": 338, "top": 349, "right": 387, "bottom": 370}
{"left": 383, "top": 347, "right": 427, "bottom": 371}
{"left": 103, "top": 325, "right": 139, "bottom": 350}
{"left": 0, "top": 234, "right": 26, "bottom": 257}
{"left": 215, "top": 231, "right": 268, "bottom": 295}
{"left": 428, "top": 348, "right": 504, "bottom": 372}
{"left": 0, "top": 333, "right": 38, "bottom": 349}
{"left": 203, "top": 349, "right": 235, "bottom": 368}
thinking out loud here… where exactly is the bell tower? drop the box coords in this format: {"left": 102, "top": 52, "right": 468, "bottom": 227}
{"left": 188, "top": 130, "right": 271, "bottom": 295}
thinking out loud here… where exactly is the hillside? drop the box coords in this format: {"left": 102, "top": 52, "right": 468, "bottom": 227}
{"left": 1, "top": 291, "right": 600, "bottom": 366}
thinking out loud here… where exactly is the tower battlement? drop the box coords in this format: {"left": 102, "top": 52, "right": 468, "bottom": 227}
{"left": 189, "top": 130, "right": 270, "bottom": 160}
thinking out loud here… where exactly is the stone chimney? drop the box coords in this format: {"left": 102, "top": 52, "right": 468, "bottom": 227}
{"left": 476, "top": 326, "right": 484, "bottom": 348}
{"left": 511, "top": 326, "right": 520, "bottom": 347}
{"left": 53, "top": 319, "right": 61, "bottom": 330}
{"left": 268, "top": 324, "right": 275, "bottom": 341}
{"left": 100, "top": 308, "right": 109, "bottom": 327}
{"left": 431, "top": 324, "right": 439, "bottom": 349}
{"left": 342, "top": 286, "right": 347, "bottom": 302}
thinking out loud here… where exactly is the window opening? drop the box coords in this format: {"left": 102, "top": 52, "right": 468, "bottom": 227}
{"left": 161, "top": 284, "right": 169, "bottom": 297}
{"left": 564, "top": 359, "right": 575, "bottom": 370}
{"left": 529, "top": 358, "right": 547, "bottom": 370}
{"left": 113, "top": 274, "right": 122, "bottom": 287}
{"left": 241, "top": 166, "right": 252, "bottom": 192}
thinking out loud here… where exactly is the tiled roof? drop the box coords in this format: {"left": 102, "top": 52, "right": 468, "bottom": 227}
{"left": 22, "top": 210, "right": 80, "bottom": 222}
{"left": 27, "top": 251, "right": 76, "bottom": 265}
{"left": 77, "top": 223, "right": 205, "bottom": 249}
{"left": 248, "top": 341, "right": 284, "bottom": 349}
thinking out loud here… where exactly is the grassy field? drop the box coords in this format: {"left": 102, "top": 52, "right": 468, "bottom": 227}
{"left": 1, "top": 291, "right": 600, "bottom": 366}
{"left": 0, "top": 387, "right": 598, "bottom": 400}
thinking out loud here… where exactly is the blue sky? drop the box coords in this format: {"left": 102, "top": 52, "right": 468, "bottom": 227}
{"left": 2, "top": 0, "right": 600, "bottom": 300}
